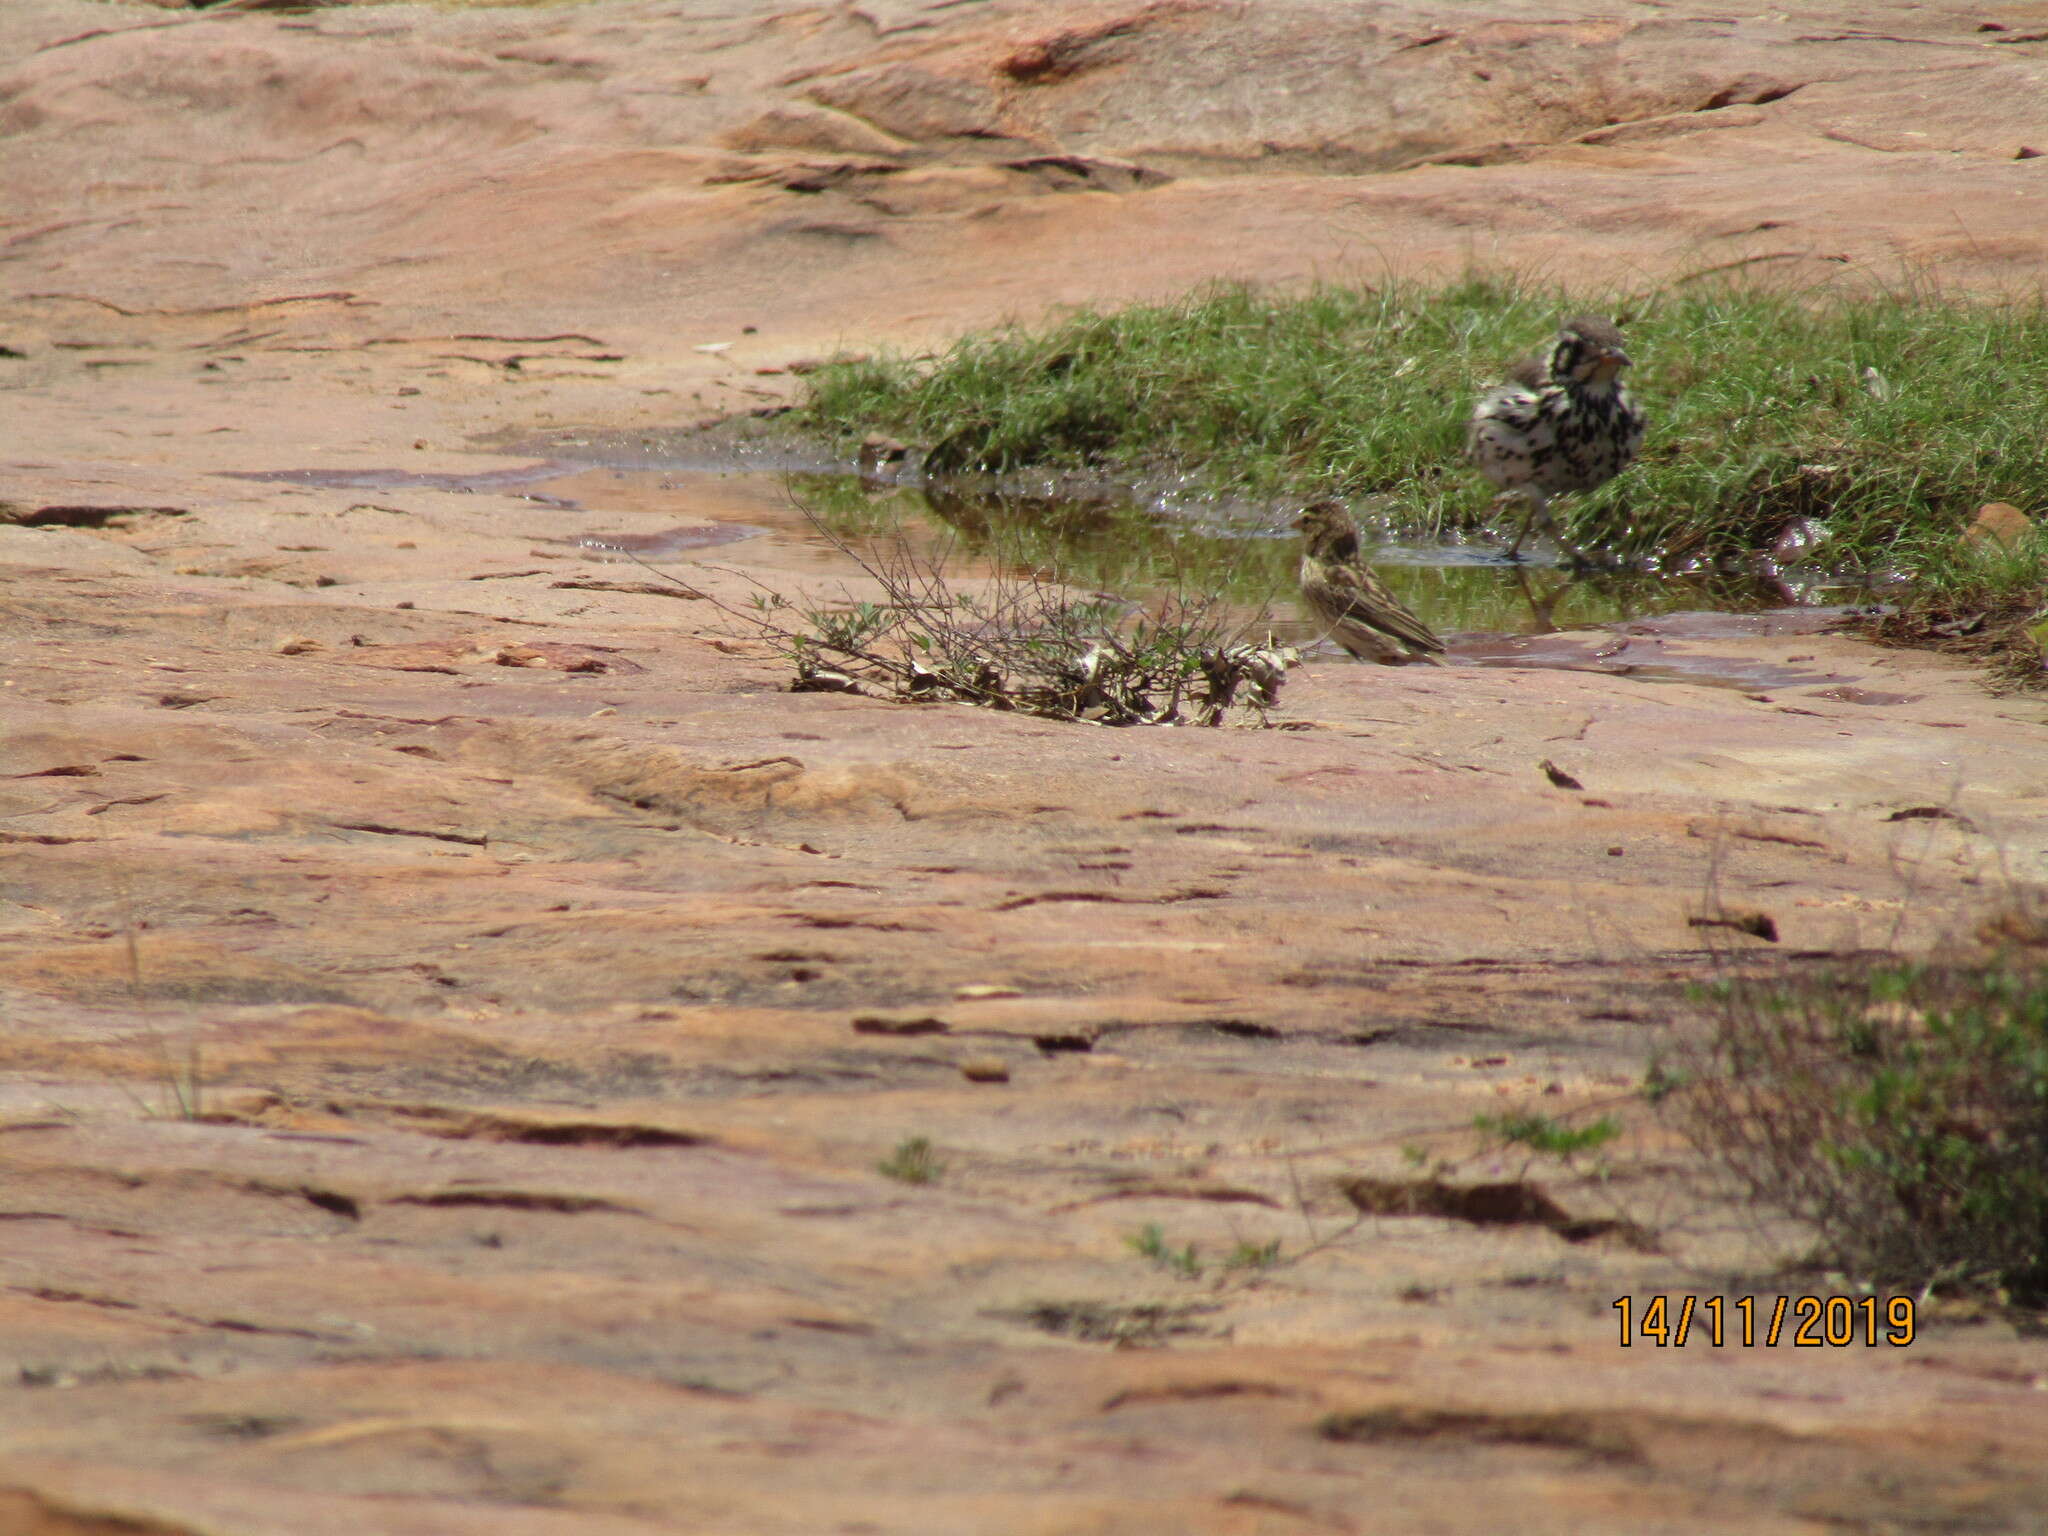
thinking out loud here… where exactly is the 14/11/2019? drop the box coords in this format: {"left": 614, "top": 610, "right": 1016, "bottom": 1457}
{"left": 1613, "top": 1294, "right": 1915, "bottom": 1348}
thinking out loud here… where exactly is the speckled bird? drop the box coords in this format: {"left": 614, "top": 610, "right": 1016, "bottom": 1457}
{"left": 1467, "top": 315, "right": 1646, "bottom": 561}
{"left": 1293, "top": 501, "right": 1446, "bottom": 666}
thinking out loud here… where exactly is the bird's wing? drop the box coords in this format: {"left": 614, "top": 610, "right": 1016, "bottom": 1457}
{"left": 1319, "top": 561, "right": 1444, "bottom": 654}
{"left": 1468, "top": 383, "right": 1552, "bottom": 450}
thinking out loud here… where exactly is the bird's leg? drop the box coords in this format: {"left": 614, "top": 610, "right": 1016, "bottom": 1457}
{"left": 1501, "top": 490, "right": 1547, "bottom": 562}
{"left": 1496, "top": 493, "right": 1526, "bottom": 560}
{"left": 1511, "top": 566, "right": 1570, "bottom": 634}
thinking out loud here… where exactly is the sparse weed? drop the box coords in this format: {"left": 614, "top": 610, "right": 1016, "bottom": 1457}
{"left": 117, "top": 880, "right": 205, "bottom": 1122}
{"left": 1666, "top": 956, "right": 2048, "bottom": 1301}
{"left": 1127, "top": 1223, "right": 1204, "bottom": 1278}
{"left": 1639, "top": 1056, "right": 1689, "bottom": 1105}
{"left": 1471, "top": 1111, "right": 1622, "bottom": 1162}
{"left": 1222, "top": 1238, "right": 1283, "bottom": 1271}
{"left": 877, "top": 1136, "right": 944, "bottom": 1185}
{"left": 153, "top": 1032, "right": 205, "bottom": 1123}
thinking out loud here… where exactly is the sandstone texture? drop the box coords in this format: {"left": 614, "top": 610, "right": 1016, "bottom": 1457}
{"left": 5, "top": 2, "right": 2048, "bottom": 1533}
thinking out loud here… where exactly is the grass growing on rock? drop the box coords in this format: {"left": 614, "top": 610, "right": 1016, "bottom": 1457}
{"left": 877, "top": 1136, "right": 944, "bottom": 1185}
{"left": 1865, "top": 519, "right": 2048, "bottom": 686}
{"left": 798, "top": 276, "right": 2048, "bottom": 575}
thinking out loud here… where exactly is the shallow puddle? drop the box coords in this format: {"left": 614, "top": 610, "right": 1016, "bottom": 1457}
{"left": 807, "top": 475, "right": 1797, "bottom": 653}
{"left": 229, "top": 444, "right": 1861, "bottom": 688}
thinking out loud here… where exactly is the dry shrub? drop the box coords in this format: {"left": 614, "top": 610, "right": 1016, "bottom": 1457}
{"left": 1666, "top": 956, "right": 2048, "bottom": 1301}
{"left": 729, "top": 507, "right": 1296, "bottom": 727}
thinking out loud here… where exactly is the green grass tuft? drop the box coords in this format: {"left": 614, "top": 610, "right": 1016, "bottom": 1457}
{"left": 1863, "top": 521, "right": 2048, "bottom": 687}
{"left": 877, "top": 1135, "right": 944, "bottom": 1185}
{"left": 1127, "top": 1222, "right": 1204, "bottom": 1278}
{"left": 1472, "top": 1111, "right": 1622, "bottom": 1161}
{"left": 1222, "top": 1238, "right": 1283, "bottom": 1272}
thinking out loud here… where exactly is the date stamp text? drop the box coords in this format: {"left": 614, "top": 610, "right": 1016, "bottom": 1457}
{"left": 1613, "top": 1294, "right": 1915, "bottom": 1348}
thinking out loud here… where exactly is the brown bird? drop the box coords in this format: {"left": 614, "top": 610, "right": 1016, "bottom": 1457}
{"left": 1293, "top": 501, "right": 1446, "bottom": 666}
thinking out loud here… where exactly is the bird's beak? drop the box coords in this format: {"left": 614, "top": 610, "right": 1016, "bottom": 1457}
{"left": 1602, "top": 346, "right": 1631, "bottom": 369}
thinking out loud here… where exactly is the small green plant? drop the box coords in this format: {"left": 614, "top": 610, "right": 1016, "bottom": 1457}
{"left": 1223, "top": 1238, "right": 1283, "bottom": 1271}
{"left": 1640, "top": 1056, "right": 1689, "bottom": 1105}
{"left": 116, "top": 880, "right": 204, "bottom": 1122}
{"left": 1667, "top": 956, "right": 2048, "bottom": 1300}
{"left": 1472, "top": 1111, "right": 1622, "bottom": 1161}
{"left": 877, "top": 1136, "right": 944, "bottom": 1185}
{"left": 153, "top": 1032, "right": 205, "bottom": 1122}
{"left": 1127, "top": 1223, "right": 1204, "bottom": 1278}
{"left": 805, "top": 599, "right": 890, "bottom": 656}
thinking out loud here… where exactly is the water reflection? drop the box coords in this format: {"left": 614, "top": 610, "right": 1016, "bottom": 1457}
{"left": 783, "top": 472, "right": 1793, "bottom": 647}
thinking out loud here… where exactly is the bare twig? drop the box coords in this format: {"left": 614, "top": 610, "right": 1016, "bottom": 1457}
{"left": 591, "top": 488, "right": 1297, "bottom": 727}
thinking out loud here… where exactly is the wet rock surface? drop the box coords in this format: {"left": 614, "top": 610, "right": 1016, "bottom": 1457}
{"left": 5, "top": 2, "right": 2048, "bottom": 1532}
